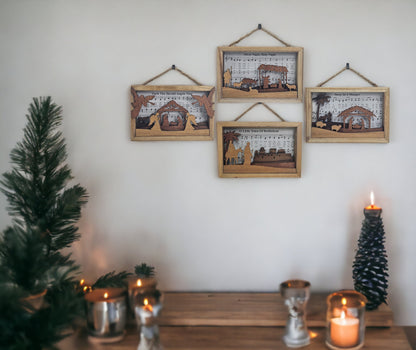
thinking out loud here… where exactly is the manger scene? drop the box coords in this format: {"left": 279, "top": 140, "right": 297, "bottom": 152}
{"left": 222, "top": 127, "right": 297, "bottom": 174}
{"left": 222, "top": 51, "right": 298, "bottom": 99}
{"left": 311, "top": 92, "right": 385, "bottom": 138}
{"left": 131, "top": 87, "right": 214, "bottom": 137}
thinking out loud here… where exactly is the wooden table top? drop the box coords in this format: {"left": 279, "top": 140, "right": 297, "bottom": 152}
{"left": 57, "top": 292, "right": 411, "bottom": 349}
{"left": 60, "top": 326, "right": 412, "bottom": 350}
{"left": 158, "top": 292, "right": 393, "bottom": 327}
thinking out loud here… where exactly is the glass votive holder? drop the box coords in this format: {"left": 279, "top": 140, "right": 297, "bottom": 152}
{"left": 326, "top": 290, "right": 367, "bottom": 350}
{"left": 84, "top": 287, "right": 127, "bottom": 343}
{"left": 128, "top": 277, "right": 158, "bottom": 315}
{"left": 134, "top": 287, "right": 163, "bottom": 327}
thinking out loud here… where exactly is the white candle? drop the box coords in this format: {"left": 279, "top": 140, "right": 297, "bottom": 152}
{"left": 330, "top": 311, "right": 359, "bottom": 348}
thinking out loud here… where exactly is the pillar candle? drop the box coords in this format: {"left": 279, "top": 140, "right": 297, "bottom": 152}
{"left": 330, "top": 311, "right": 359, "bottom": 348}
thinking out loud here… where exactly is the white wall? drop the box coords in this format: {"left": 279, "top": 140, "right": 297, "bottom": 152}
{"left": 1, "top": 0, "right": 415, "bottom": 324}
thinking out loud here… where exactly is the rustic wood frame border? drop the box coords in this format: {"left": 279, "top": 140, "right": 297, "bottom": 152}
{"left": 217, "top": 121, "right": 302, "bottom": 178}
{"left": 216, "top": 46, "right": 303, "bottom": 103}
{"left": 305, "top": 87, "right": 390, "bottom": 143}
{"left": 130, "top": 85, "right": 215, "bottom": 141}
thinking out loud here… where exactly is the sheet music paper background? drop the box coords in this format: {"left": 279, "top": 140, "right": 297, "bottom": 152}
{"left": 224, "top": 127, "right": 295, "bottom": 163}
{"left": 137, "top": 91, "right": 209, "bottom": 123}
{"left": 223, "top": 52, "right": 297, "bottom": 86}
{"left": 312, "top": 92, "right": 384, "bottom": 128}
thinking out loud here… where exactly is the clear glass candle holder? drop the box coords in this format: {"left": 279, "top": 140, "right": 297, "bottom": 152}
{"left": 134, "top": 288, "right": 163, "bottom": 327}
{"left": 326, "top": 290, "right": 367, "bottom": 350}
{"left": 128, "top": 277, "right": 158, "bottom": 316}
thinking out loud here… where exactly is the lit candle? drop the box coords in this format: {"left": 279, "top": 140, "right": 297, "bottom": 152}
{"left": 137, "top": 298, "right": 155, "bottom": 325}
{"left": 143, "top": 298, "right": 153, "bottom": 312}
{"left": 365, "top": 191, "right": 381, "bottom": 210}
{"left": 326, "top": 291, "right": 367, "bottom": 350}
{"left": 84, "top": 288, "right": 123, "bottom": 302}
{"left": 364, "top": 191, "right": 382, "bottom": 219}
{"left": 84, "top": 288, "right": 127, "bottom": 341}
{"left": 330, "top": 309, "right": 359, "bottom": 348}
{"left": 136, "top": 298, "right": 163, "bottom": 348}
{"left": 127, "top": 277, "right": 157, "bottom": 315}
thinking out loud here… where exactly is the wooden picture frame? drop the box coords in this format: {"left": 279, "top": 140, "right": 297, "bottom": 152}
{"left": 217, "top": 122, "right": 302, "bottom": 178}
{"left": 217, "top": 46, "right": 303, "bottom": 102}
{"left": 305, "top": 87, "right": 390, "bottom": 143}
{"left": 130, "top": 85, "right": 215, "bottom": 141}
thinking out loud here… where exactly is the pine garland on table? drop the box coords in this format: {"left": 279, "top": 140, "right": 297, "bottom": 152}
{"left": 352, "top": 209, "right": 389, "bottom": 310}
{"left": 92, "top": 270, "right": 132, "bottom": 289}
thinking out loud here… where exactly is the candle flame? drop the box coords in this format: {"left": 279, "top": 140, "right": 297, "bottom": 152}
{"left": 104, "top": 292, "right": 109, "bottom": 299}
{"left": 137, "top": 279, "right": 142, "bottom": 287}
{"left": 309, "top": 330, "right": 319, "bottom": 339}
{"left": 342, "top": 298, "right": 347, "bottom": 306}
{"left": 80, "top": 279, "right": 85, "bottom": 286}
{"left": 83, "top": 286, "right": 89, "bottom": 292}
{"left": 340, "top": 310, "right": 346, "bottom": 319}
{"left": 143, "top": 298, "right": 153, "bottom": 311}
{"left": 365, "top": 191, "right": 381, "bottom": 210}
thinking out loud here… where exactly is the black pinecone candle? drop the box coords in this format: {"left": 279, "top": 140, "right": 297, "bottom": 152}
{"left": 353, "top": 207, "right": 389, "bottom": 310}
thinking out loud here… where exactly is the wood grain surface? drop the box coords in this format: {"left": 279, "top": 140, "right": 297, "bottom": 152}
{"left": 59, "top": 326, "right": 412, "bottom": 350}
{"left": 56, "top": 292, "right": 407, "bottom": 349}
{"left": 158, "top": 292, "right": 393, "bottom": 327}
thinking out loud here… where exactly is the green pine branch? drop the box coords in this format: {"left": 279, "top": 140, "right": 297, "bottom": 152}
{"left": 0, "top": 97, "right": 88, "bottom": 258}
{"left": 92, "top": 270, "right": 132, "bottom": 289}
{"left": 0, "top": 225, "right": 49, "bottom": 293}
{"left": 0, "top": 269, "right": 84, "bottom": 350}
{"left": 0, "top": 96, "right": 89, "bottom": 348}
{"left": 134, "top": 263, "right": 155, "bottom": 278}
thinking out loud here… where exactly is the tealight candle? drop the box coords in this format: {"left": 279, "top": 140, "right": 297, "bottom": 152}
{"left": 84, "top": 287, "right": 127, "bottom": 343}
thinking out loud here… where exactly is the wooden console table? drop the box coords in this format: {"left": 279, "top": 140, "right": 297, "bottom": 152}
{"left": 59, "top": 292, "right": 413, "bottom": 349}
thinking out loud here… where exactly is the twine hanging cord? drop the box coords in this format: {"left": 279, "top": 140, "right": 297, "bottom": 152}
{"left": 317, "top": 64, "right": 378, "bottom": 87}
{"left": 229, "top": 24, "right": 291, "bottom": 47}
{"left": 234, "top": 102, "right": 286, "bottom": 122}
{"left": 142, "top": 65, "right": 202, "bottom": 86}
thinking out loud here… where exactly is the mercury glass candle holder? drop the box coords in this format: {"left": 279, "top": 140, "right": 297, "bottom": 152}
{"left": 280, "top": 279, "right": 311, "bottom": 348}
{"left": 326, "top": 290, "right": 367, "bottom": 350}
{"left": 134, "top": 286, "right": 163, "bottom": 350}
{"left": 84, "top": 287, "right": 127, "bottom": 343}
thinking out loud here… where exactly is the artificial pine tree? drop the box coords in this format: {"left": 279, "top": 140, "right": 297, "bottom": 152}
{"left": 352, "top": 207, "right": 389, "bottom": 310}
{"left": 0, "top": 97, "right": 88, "bottom": 349}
